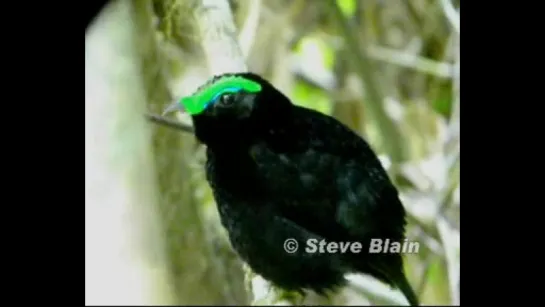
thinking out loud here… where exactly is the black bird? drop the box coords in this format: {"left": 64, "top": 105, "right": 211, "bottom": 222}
{"left": 165, "top": 72, "right": 419, "bottom": 306}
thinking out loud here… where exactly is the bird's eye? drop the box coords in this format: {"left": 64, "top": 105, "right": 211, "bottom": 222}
{"left": 220, "top": 93, "right": 235, "bottom": 106}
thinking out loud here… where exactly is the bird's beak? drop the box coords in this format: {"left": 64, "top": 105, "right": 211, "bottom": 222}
{"left": 162, "top": 101, "right": 185, "bottom": 116}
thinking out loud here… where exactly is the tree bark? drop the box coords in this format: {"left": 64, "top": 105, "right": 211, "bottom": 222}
{"left": 85, "top": 1, "right": 173, "bottom": 304}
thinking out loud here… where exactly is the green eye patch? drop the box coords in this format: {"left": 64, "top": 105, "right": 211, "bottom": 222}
{"left": 180, "top": 76, "right": 262, "bottom": 115}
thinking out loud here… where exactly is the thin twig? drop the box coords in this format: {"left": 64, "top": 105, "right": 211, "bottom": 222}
{"left": 417, "top": 254, "right": 434, "bottom": 296}
{"left": 145, "top": 113, "right": 194, "bottom": 133}
{"left": 438, "top": 0, "right": 460, "bottom": 34}
{"left": 436, "top": 218, "right": 460, "bottom": 305}
{"left": 367, "top": 45, "right": 454, "bottom": 79}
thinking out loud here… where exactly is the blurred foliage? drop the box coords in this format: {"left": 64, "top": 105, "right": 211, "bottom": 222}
{"left": 135, "top": 0, "right": 460, "bottom": 305}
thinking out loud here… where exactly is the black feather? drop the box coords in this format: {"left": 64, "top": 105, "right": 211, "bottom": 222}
{"left": 189, "top": 72, "right": 419, "bottom": 306}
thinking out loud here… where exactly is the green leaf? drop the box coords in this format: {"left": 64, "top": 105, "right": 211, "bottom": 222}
{"left": 292, "top": 81, "right": 332, "bottom": 115}
{"left": 338, "top": 0, "right": 356, "bottom": 17}
{"left": 294, "top": 36, "right": 335, "bottom": 70}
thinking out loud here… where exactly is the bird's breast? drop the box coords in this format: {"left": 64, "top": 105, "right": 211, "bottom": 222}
{"left": 205, "top": 144, "right": 340, "bottom": 209}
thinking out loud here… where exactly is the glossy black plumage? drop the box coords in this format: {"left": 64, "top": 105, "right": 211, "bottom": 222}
{"left": 187, "top": 72, "right": 418, "bottom": 305}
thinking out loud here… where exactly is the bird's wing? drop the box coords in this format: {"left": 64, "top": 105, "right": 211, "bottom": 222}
{"left": 334, "top": 158, "right": 407, "bottom": 241}
{"left": 254, "top": 106, "right": 406, "bottom": 242}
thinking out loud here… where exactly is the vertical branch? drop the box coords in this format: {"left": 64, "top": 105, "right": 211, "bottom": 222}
{"left": 436, "top": 218, "right": 460, "bottom": 305}
{"left": 191, "top": 0, "right": 293, "bottom": 305}
{"left": 438, "top": 0, "right": 460, "bottom": 34}
{"left": 85, "top": 0, "right": 173, "bottom": 304}
{"left": 237, "top": 0, "right": 261, "bottom": 59}
{"left": 326, "top": 1, "right": 405, "bottom": 163}
{"left": 133, "top": 0, "right": 242, "bottom": 304}
{"left": 445, "top": 33, "right": 460, "bottom": 154}
{"left": 195, "top": 0, "right": 248, "bottom": 74}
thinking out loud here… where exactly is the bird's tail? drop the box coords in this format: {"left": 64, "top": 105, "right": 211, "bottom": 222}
{"left": 396, "top": 273, "right": 419, "bottom": 306}
{"left": 356, "top": 257, "right": 420, "bottom": 306}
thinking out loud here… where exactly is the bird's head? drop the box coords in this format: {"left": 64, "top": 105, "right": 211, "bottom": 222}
{"left": 163, "top": 72, "right": 292, "bottom": 146}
